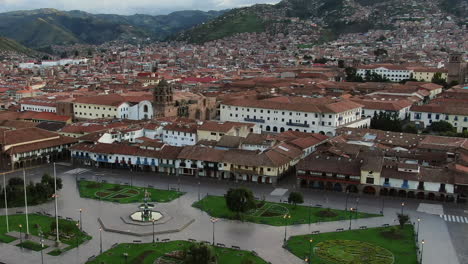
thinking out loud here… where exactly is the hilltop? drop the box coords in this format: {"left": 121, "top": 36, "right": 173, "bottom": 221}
{"left": 0, "top": 8, "right": 226, "bottom": 49}
{"left": 0, "top": 37, "right": 35, "bottom": 55}
{"left": 173, "top": 0, "right": 468, "bottom": 44}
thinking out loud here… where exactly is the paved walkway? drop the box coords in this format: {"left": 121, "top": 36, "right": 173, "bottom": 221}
{"left": 0, "top": 165, "right": 461, "bottom": 264}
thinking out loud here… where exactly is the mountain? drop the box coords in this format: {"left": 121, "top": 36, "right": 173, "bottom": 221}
{"left": 173, "top": 0, "right": 466, "bottom": 44}
{"left": 0, "top": 8, "right": 226, "bottom": 49}
{"left": 0, "top": 37, "right": 34, "bottom": 55}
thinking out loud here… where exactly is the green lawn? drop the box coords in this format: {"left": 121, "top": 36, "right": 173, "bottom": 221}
{"left": 286, "top": 225, "right": 418, "bottom": 264}
{"left": 86, "top": 241, "right": 268, "bottom": 264}
{"left": 0, "top": 214, "right": 91, "bottom": 255}
{"left": 17, "top": 240, "right": 49, "bottom": 251}
{"left": 193, "top": 196, "right": 379, "bottom": 226}
{"left": 78, "top": 180, "right": 184, "bottom": 203}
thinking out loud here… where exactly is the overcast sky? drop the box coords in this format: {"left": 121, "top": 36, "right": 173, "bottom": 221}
{"left": 0, "top": 0, "right": 281, "bottom": 15}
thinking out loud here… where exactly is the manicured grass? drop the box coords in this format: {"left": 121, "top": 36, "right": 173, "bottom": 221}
{"left": 0, "top": 214, "right": 91, "bottom": 255}
{"left": 16, "top": 240, "right": 49, "bottom": 251}
{"left": 86, "top": 241, "right": 268, "bottom": 264}
{"left": 0, "top": 233, "right": 16, "bottom": 243}
{"left": 286, "top": 225, "right": 418, "bottom": 264}
{"left": 78, "top": 180, "right": 184, "bottom": 203}
{"left": 193, "top": 196, "right": 379, "bottom": 226}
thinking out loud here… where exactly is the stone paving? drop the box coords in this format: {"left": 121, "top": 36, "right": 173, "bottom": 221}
{"left": 0, "top": 164, "right": 462, "bottom": 264}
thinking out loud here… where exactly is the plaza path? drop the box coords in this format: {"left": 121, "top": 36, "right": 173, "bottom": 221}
{"left": 0, "top": 165, "right": 461, "bottom": 264}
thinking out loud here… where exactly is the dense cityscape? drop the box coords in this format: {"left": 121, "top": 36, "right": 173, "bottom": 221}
{"left": 0, "top": 0, "right": 467, "bottom": 263}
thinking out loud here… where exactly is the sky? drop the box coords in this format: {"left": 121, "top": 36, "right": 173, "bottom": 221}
{"left": 0, "top": 0, "right": 281, "bottom": 15}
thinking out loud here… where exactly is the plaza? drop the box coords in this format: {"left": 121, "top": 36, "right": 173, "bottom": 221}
{"left": 0, "top": 163, "right": 465, "bottom": 264}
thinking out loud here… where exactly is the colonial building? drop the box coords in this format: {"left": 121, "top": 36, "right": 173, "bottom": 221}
{"left": 410, "top": 103, "right": 468, "bottom": 133}
{"left": 220, "top": 96, "right": 370, "bottom": 136}
{"left": 356, "top": 65, "right": 413, "bottom": 82}
{"left": 0, "top": 127, "right": 77, "bottom": 170}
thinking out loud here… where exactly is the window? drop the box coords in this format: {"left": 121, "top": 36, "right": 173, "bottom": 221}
{"left": 366, "top": 177, "right": 374, "bottom": 184}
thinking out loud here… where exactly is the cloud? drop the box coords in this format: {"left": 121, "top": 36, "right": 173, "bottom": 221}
{"left": 0, "top": 0, "right": 281, "bottom": 14}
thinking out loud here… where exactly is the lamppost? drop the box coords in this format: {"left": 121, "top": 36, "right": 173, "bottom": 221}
{"left": 3, "top": 172, "right": 9, "bottom": 233}
{"left": 355, "top": 197, "right": 360, "bottom": 218}
{"left": 416, "top": 218, "right": 421, "bottom": 241}
{"left": 283, "top": 214, "right": 291, "bottom": 241}
{"left": 401, "top": 202, "right": 405, "bottom": 215}
{"left": 99, "top": 227, "right": 103, "bottom": 254}
{"left": 39, "top": 226, "right": 44, "bottom": 264}
{"left": 308, "top": 202, "right": 311, "bottom": 227}
{"left": 19, "top": 224, "right": 23, "bottom": 249}
{"left": 152, "top": 219, "right": 155, "bottom": 243}
{"left": 420, "top": 240, "right": 425, "bottom": 264}
{"left": 210, "top": 217, "right": 219, "bottom": 246}
{"left": 348, "top": 208, "right": 354, "bottom": 230}
{"left": 307, "top": 238, "right": 313, "bottom": 264}
{"left": 53, "top": 163, "right": 60, "bottom": 246}
{"left": 79, "top": 208, "right": 83, "bottom": 231}
{"left": 197, "top": 181, "right": 201, "bottom": 201}
{"left": 123, "top": 253, "right": 128, "bottom": 264}
{"left": 76, "top": 223, "right": 80, "bottom": 248}
{"left": 380, "top": 197, "right": 385, "bottom": 215}
{"left": 344, "top": 190, "right": 349, "bottom": 212}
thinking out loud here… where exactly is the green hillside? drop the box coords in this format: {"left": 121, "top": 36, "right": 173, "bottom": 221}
{"left": 0, "top": 37, "right": 34, "bottom": 55}
{"left": 175, "top": 9, "right": 265, "bottom": 43}
{"left": 0, "top": 8, "right": 226, "bottom": 48}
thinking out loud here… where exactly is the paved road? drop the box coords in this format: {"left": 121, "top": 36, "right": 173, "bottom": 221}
{"left": 0, "top": 164, "right": 464, "bottom": 264}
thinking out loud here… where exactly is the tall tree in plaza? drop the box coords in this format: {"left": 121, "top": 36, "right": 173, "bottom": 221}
{"left": 225, "top": 188, "right": 256, "bottom": 218}
{"left": 184, "top": 243, "right": 217, "bottom": 264}
{"left": 431, "top": 72, "right": 447, "bottom": 88}
{"left": 288, "top": 192, "right": 304, "bottom": 208}
{"left": 370, "top": 112, "right": 403, "bottom": 132}
{"left": 429, "top": 121, "right": 455, "bottom": 133}
{"left": 345, "top": 67, "right": 364, "bottom": 82}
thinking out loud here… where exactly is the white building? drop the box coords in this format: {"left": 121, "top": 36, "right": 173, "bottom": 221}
{"left": 356, "top": 65, "right": 413, "bottom": 82}
{"left": 162, "top": 123, "right": 198, "bottom": 146}
{"left": 220, "top": 97, "right": 370, "bottom": 136}
{"left": 352, "top": 98, "right": 413, "bottom": 120}
{"left": 410, "top": 104, "right": 468, "bottom": 133}
{"left": 73, "top": 94, "right": 154, "bottom": 121}
{"left": 19, "top": 58, "right": 88, "bottom": 69}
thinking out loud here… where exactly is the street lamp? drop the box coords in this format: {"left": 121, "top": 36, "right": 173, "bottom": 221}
{"left": 198, "top": 181, "right": 201, "bottom": 201}
{"left": 123, "top": 253, "right": 128, "bottom": 264}
{"left": 401, "top": 202, "right": 405, "bottom": 215}
{"left": 348, "top": 208, "right": 354, "bottom": 230}
{"left": 210, "top": 217, "right": 219, "bottom": 246}
{"left": 19, "top": 224, "right": 23, "bottom": 249}
{"left": 76, "top": 223, "right": 80, "bottom": 247}
{"left": 355, "top": 197, "right": 360, "bottom": 218}
{"left": 307, "top": 239, "right": 313, "bottom": 264}
{"left": 152, "top": 219, "right": 155, "bottom": 243}
{"left": 344, "top": 190, "right": 349, "bottom": 212}
{"left": 380, "top": 197, "right": 385, "bottom": 215}
{"left": 420, "top": 240, "right": 425, "bottom": 264}
{"left": 79, "top": 208, "right": 83, "bottom": 231}
{"left": 283, "top": 214, "right": 291, "bottom": 241}
{"left": 99, "top": 227, "right": 103, "bottom": 254}
{"left": 39, "top": 227, "right": 44, "bottom": 264}
{"left": 416, "top": 218, "right": 421, "bottom": 241}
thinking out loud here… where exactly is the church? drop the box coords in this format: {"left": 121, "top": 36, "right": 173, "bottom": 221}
{"left": 152, "top": 79, "right": 217, "bottom": 120}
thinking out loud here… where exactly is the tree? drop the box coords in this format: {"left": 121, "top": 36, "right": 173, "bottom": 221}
{"left": 225, "top": 188, "right": 256, "bottom": 218}
{"left": 73, "top": 50, "right": 79, "bottom": 57}
{"left": 338, "top": 59, "right": 345, "bottom": 68}
{"left": 431, "top": 72, "right": 447, "bottom": 88}
{"left": 41, "top": 173, "right": 63, "bottom": 190}
{"left": 370, "top": 112, "right": 403, "bottom": 132}
{"left": 288, "top": 192, "right": 304, "bottom": 207}
{"left": 364, "top": 70, "right": 390, "bottom": 82}
{"left": 184, "top": 243, "right": 217, "bottom": 264}
{"left": 397, "top": 213, "right": 409, "bottom": 229}
{"left": 403, "top": 124, "right": 418, "bottom": 134}
{"left": 314, "top": 57, "right": 328, "bottom": 64}
{"left": 345, "top": 67, "right": 364, "bottom": 82}
{"left": 429, "top": 121, "right": 455, "bottom": 133}
{"left": 60, "top": 51, "right": 68, "bottom": 59}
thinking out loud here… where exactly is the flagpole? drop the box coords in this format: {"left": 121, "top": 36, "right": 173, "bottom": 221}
{"left": 23, "top": 169, "right": 29, "bottom": 237}
{"left": 3, "top": 173, "right": 9, "bottom": 233}
{"left": 53, "top": 162, "right": 60, "bottom": 245}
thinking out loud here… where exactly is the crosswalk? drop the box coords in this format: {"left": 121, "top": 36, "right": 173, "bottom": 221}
{"left": 440, "top": 214, "right": 468, "bottom": 224}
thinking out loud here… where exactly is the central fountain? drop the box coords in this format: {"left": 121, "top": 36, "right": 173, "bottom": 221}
{"left": 129, "top": 189, "right": 163, "bottom": 222}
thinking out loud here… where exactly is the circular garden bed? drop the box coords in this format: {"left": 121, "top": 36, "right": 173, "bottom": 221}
{"left": 314, "top": 240, "right": 394, "bottom": 264}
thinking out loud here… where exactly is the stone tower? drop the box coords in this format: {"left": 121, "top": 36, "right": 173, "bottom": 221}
{"left": 447, "top": 52, "right": 467, "bottom": 85}
{"left": 153, "top": 79, "right": 173, "bottom": 117}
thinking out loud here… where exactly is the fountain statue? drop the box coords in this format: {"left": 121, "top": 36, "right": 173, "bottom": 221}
{"left": 129, "top": 189, "right": 163, "bottom": 222}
